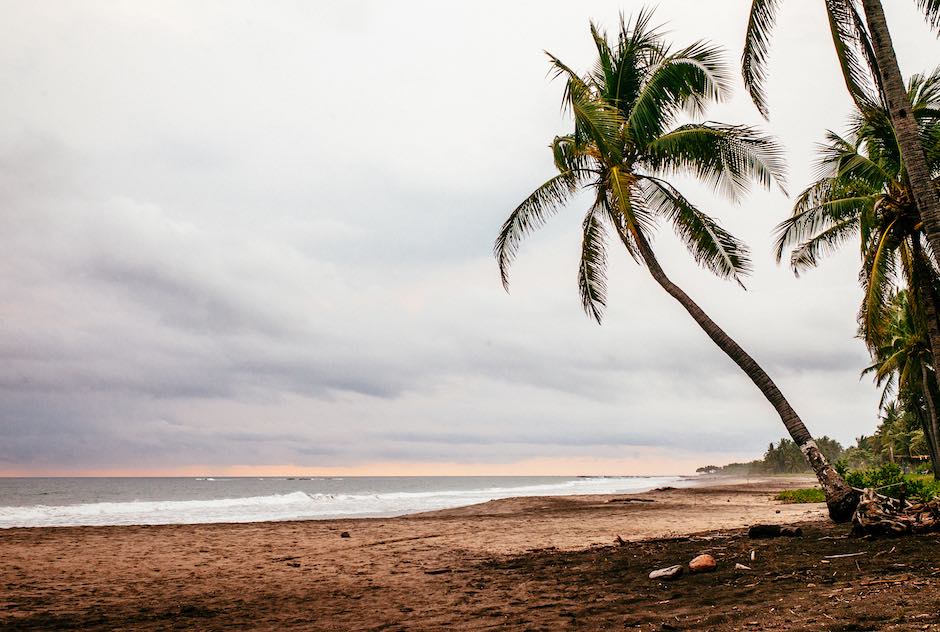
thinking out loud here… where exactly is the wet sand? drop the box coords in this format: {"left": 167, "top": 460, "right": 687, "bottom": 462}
{"left": 3, "top": 477, "right": 939, "bottom": 630}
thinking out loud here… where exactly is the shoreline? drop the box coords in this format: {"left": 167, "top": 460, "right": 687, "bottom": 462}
{"left": 19, "top": 476, "right": 940, "bottom": 631}
{"left": 0, "top": 473, "right": 724, "bottom": 530}
{"left": 0, "top": 476, "right": 817, "bottom": 541}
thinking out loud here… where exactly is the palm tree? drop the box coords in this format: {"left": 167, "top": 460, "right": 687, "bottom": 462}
{"left": 742, "top": 0, "right": 940, "bottom": 276}
{"left": 495, "top": 12, "right": 857, "bottom": 521}
{"left": 864, "top": 291, "right": 940, "bottom": 476}
{"left": 773, "top": 69, "right": 940, "bottom": 338}
{"left": 774, "top": 70, "right": 940, "bottom": 477}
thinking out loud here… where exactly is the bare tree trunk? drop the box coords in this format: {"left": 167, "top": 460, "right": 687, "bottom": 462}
{"left": 630, "top": 228, "right": 857, "bottom": 521}
{"left": 860, "top": 0, "right": 940, "bottom": 267}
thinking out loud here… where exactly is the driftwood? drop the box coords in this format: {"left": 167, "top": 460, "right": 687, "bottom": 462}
{"left": 852, "top": 488, "right": 940, "bottom": 536}
{"left": 747, "top": 524, "right": 803, "bottom": 539}
{"left": 606, "top": 497, "right": 656, "bottom": 503}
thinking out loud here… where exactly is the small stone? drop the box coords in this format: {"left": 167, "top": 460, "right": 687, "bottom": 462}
{"left": 806, "top": 583, "right": 817, "bottom": 588}
{"left": 775, "top": 509, "right": 781, "bottom": 514}
{"left": 689, "top": 554, "right": 717, "bottom": 573}
{"left": 734, "top": 563, "right": 752, "bottom": 571}
{"left": 649, "top": 565, "right": 684, "bottom": 580}
{"left": 340, "top": 531, "right": 351, "bottom": 538}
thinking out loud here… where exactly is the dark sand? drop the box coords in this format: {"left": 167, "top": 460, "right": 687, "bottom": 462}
{"left": 2, "top": 478, "right": 939, "bottom": 630}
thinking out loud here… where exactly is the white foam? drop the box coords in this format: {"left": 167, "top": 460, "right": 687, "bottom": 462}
{"left": 0, "top": 476, "right": 681, "bottom": 528}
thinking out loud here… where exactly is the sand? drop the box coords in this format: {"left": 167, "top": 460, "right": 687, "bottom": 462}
{"left": 2, "top": 477, "right": 939, "bottom": 630}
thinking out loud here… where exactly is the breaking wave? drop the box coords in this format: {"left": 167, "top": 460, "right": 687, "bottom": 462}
{"left": 0, "top": 476, "right": 681, "bottom": 528}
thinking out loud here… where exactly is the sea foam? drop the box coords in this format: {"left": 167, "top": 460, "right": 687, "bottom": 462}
{"left": 0, "top": 476, "right": 681, "bottom": 528}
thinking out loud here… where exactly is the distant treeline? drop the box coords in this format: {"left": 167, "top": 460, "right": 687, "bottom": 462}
{"left": 697, "top": 437, "right": 845, "bottom": 476}
{"left": 699, "top": 406, "right": 939, "bottom": 477}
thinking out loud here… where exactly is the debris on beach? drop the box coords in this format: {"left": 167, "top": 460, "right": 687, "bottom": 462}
{"left": 853, "top": 488, "right": 940, "bottom": 536}
{"left": 688, "top": 554, "right": 717, "bottom": 573}
{"left": 606, "top": 497, "right": 656, "bottom": 503}
{"left": 340, "top": 531, "right": 351, "bottom": 538}
{"left": 648, "top": 565, "right": 683, "bottom": 581}
{"left": 734, "top": 563, "right": 752, "bottom": 571}
{"left": 747, "top": 524, "right": 803, "bottom": 538}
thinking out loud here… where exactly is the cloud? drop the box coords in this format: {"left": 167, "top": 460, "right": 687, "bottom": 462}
{"left": 2, "top": 1, "right": 932, "bottom": 473}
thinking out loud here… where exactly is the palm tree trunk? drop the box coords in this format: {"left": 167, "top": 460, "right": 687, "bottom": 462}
{"left": 918, "top": 363, "right": 940, "bottom": 479}
{"left": 863, "top": 5, "right": 940, "bottom": 477}
{"left": 919, "top": 296, "right": 940, "bottom": 479}
{"left": 630, "top": 228, "right": 857, "bottom": 521}
{"left": 859, "top": 0, "right": 940, "bottom": 269}
{"left": 911, "top": 236, "right": 940, "bottom": 478}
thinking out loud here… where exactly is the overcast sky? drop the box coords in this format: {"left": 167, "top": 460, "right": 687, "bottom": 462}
{"left": 2, "top": 1, "right": 939, "bottom": 476}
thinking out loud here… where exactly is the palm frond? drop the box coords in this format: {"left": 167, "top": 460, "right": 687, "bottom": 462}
{"left": 546, "top": 53, "right": 592, "bottom": 116}
{"left": 639, "top": 177, "right": 752, "bottom": 284}
{"left": 742, "top": 0, "right": 782, "bottom": 118}
{"left": 773, "top": 177, "right": 874, "bottom": 265}
{"left": 644, "top": 123, "right": 787, "bottom": 201}
{"left": 589, "top": 21, "right": 614, "bottom": 90}
{"left": 814, "top": 130, "right": 892, "bottom": 186}
{"left": 551, "top": 135, "right": 592, "bottom": 174}
{"left": 578, "top": 202, "right": 609, "bottom": 323}
{"left": 859, "top": 220, "right": 900, "bottom": 349}
{"left": 494, "top": 172, "right": 578, "bottom": 290}
{"left": 627, "top": 42, "right": 731, "bottom": 148}
{"left": 909, "top": 67, "right": 940, "bottom": 109}
{"left": 917, "top": 0, "right": 940, "bottom": 32}
{"left": 546, "top": 55, "right": 626, "bottom": 164}
{"left": 825, "top": 0, "right": 881, "bottom": 109}
{"left": 606, "top": 9, "right": 667, "bottom": 111}
{"left": 787, "top": 217, "right": 862, "bottom": 275}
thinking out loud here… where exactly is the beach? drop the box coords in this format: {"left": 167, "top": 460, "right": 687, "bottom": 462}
{"left": 2, "top": 478, "right": 939, "bottom": 631}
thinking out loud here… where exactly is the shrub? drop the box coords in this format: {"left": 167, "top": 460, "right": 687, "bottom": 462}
{"left": 775, "top": 488, "right": 826, "bottom": 504}
{"left": 844, "top": 463, "right": 940, "bottom": 503}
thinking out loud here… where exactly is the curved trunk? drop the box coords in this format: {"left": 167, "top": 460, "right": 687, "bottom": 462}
{"left": 630, "top": 228, "right": 857, "bottom": 521}
{"left": 859, "top": 0, "right": 940, "bottom": 269}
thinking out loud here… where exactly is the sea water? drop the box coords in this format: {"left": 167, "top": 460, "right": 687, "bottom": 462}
{"left": 0, "top": 476, "right": 683, "bottom": 528}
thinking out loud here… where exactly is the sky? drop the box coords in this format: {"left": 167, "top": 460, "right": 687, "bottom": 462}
{"left": 2, "top": 1, "right": 939, "bottom": 476}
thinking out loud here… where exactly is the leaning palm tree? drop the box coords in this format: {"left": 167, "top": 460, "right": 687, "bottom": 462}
{"left": 742, "top": 0, "right": 940, "bottom": 275}
{"left": 495, "top": 12, "right": 857, "bottom": 521}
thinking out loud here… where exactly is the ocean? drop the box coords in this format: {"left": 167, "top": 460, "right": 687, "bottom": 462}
{"left": 0, "top": 475, "right": 684, "bottom": 528}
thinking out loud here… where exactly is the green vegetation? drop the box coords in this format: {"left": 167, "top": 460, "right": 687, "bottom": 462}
{"left": 696, "top": 437, "right": 844, "bottom": 476}
{"left": 837, "top": 401, "right": 935, "bottom": 473}
{"left": 775, "top": 488, "right": 826, "bottom": 504}
{"left": 837, "top": 463, "right": 940, "bottom": 503}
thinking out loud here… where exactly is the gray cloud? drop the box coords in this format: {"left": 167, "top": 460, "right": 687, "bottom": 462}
{"left": 0, "top": 1, "right": 933, "bottom": 473}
